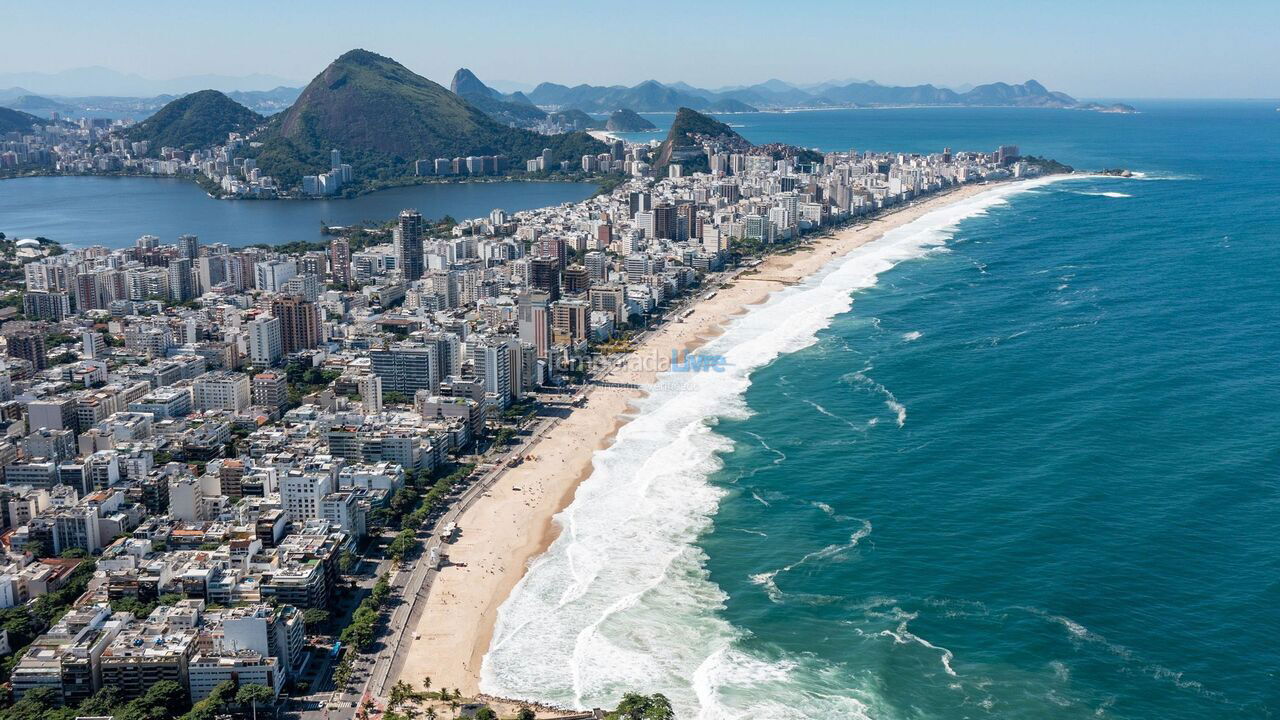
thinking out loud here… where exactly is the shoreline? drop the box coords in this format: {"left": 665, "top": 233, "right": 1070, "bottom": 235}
{"left": 394, "top": 179, "right": 1017, "bottom": 704}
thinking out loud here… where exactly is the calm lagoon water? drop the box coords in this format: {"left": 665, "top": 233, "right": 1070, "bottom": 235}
{"left": 0, "top": 175, "right": 595, "bottom": 248}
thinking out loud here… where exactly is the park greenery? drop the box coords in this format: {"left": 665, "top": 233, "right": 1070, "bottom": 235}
{"left": 0, "top": 558, "right": 96, "bottom": 682}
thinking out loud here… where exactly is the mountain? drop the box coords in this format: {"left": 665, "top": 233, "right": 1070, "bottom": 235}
{"left": 959, "top": 79, "right": 1076, "bottom": 106}
{"left": 1, "top": 94, "right": 75, "bottom": 117}
{"left": 449, "top": 68, "right": 546, "bottom": 127}
{"left": 251, "top": 50, "right": 606, "bottom": 189}
{"left": 817, "top": 81, "right": 960, "bottom": 105}
{"left": 0, "top": 87, "right": 34, "bottom": 103}
{"left": 527, "top": 80, "right": 711, "bottom": 113}
{"left": 0, "top": 106, "right": 45, "bottom": 134}
{"left": 815, "top": 78, "right": 1086, "bottom": 108}
{"left": 723, "top": 80, "right": 814, "bottom": 107}
{"left": 653, "top": 107, "right": 749, "bottom": 173}
{"left": 450, "top": 68, "right": 500, "bottom": 100}
{"left": 520, "top": 77, "right": 1119, "bottom": 112}
{"left": 605, "top": 108, "right": 656, "bottom": 132}
{"left": 705, "top": 98, "right": 758, "bottom": 113}
{"left": 125, "top": 90, "right": 263, "bottom": 152}
{"left": 0, "top": 67, "right": 299, "bottom": 97}
{"left": 225, "top": 87, "right": 302, "bottom": 116}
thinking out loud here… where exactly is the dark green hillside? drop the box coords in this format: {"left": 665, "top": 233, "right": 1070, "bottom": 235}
{"left": 252, "top": 50, "right": 606, "bottom": 189}
{"left": 125, "top": 90, "right": 263, "bottom": 152}
{"left": 0, "top": 106, "right": 44, "bottom": 134}
{"left": 605, "top": 108, "right": 656, "bottom": 132}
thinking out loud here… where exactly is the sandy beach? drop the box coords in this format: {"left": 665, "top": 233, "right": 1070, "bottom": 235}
{"left": 395, "top": 181, "right": 999, "bottom": 702}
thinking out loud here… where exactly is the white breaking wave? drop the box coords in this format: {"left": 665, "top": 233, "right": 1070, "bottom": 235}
{"left": 480, "top": 176, "right": 1073, "bottom": 718}
{"left": 902, "top": 330, "right": 923, "bottom": 342}
{"left": 749, "top": 519, "right": 872, "bottom": 603}
{"left": 1073, "top": 191, "right": 1132, "bottom": 198}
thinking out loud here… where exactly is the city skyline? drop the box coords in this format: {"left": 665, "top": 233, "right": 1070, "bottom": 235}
{"left": 2, "top": 0, "right": 1278, "bottom": 99}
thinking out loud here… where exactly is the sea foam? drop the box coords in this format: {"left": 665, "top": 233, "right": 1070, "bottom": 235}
{"left": 480, "top": 176, "right": 1074, "bottom": 718}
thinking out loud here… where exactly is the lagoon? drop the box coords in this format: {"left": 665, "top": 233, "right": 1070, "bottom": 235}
{"left": 0, "top": 175, "right": 596, "bottom": 249}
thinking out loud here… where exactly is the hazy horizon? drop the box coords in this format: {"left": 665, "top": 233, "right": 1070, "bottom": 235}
{"left": 2, "top": 1, "right": 1277, "bottom": 100}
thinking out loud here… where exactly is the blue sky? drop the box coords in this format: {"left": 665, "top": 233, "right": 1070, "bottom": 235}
{"left": 3, "top": 0, "right": 1277, "bottom": 98}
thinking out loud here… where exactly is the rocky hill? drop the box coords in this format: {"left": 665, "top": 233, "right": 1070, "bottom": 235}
{"left": 124, "top": 90, "right": 263, "bottom": 152}
{"left": 250, "top": 50, "right": 606, "bottom": 189}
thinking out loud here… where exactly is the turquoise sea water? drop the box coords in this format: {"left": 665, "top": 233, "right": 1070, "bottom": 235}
{"left": 0, "top": 176, "right": 594, "bottom": 249}
{"left": 485, "top": 102, "right": 1280, "bottom": 718}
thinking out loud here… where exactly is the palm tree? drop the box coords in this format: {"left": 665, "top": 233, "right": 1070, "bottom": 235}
{"left": 424, "top": 709, "right": 438, "bottom": 720}
{"left": 422, "top": 676, "right": 432, "bottom": 694}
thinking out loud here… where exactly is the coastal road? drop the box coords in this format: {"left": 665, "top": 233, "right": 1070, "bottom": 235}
{"left": 343, "top": 409, "right": 570, "bottom": 710}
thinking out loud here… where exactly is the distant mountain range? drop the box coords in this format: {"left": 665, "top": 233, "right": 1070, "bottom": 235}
{"left": 0, "top": 86, "right": 301, "bottom": 120}
{"left": 1, "top": 66, "right": 1135, "bottom": 125}
{"left": 0, "top": 67, "right": 299, "bottom": 97}
{"left": 522, "top": 77, "right": 1134, "bottom": 113}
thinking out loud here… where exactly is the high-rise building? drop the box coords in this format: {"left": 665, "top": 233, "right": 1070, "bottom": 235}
{"left": 167, "top": 258, "right": 196, "bottom": 301}
{"left": 358, "top": 374, "right": 383, "bottom": 413}
{"left": 552, "top": 299, "right": 590, "bottom": 343}
{"left": 329, "top": 238, "right": 352, "bottom": 288}
{"left": 518, "top": 291, "right": 552, "bottom": 359}
{"left": 678, "top": 203, "right": 700, "bottom": 240}
{"left": 628, "top": 191, "right": 652, "bottom": 218}
{"left": 196, "top": 256, "right": 227, "bottom": 293}
{"left": 530, "top": 257, "right": 561, "bottom": 302}
{"left": 193, "top": 371, "right": 251, "bottom": 412}
{"left": 370, "top": 344, "right": 439, "bottom": 397}
{"left": 654, "top": 204, "right": 678, "bottom": 241}
{"left": 584, "top": 251, "right": 609, "bottom": 281}
{"left": 562, "top": 265, "right": 590, "bottom": 296}
{"left": 247, "top": 315, "right": 283, "bottom": 367}
{"left": 4, "top": 330, "right": 47, "bottom": 370}
{"left": 22, "top": 291, "right": 71, "bottom": 321}
{"left": 178, "top": 234, "right": 200, "bottom": 260}
{"left": 254, "top": 260, "right": 297, "bottom": 293}
{"left": 537, "top": 235, "right": 567, "bottom": 268}
{"left": 252, "top": 371, "right": 288, "bottom": 410}
{"left": 473, "top": 337, "right": 512, "bottom": 406}
{"left": 270, "top": 297, "right": 321, "bottom": 355}
{"left": 396, "top": 209, "right": 426, "bottom": 281}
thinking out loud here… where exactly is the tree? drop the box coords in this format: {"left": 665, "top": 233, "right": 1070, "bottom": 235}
{"left": 236, "top": 684, "right": 275, "bottom": 720}
{"left": 388, "top": 680, "right": 417, "bottom": 710}
{"left": 75, "top": 685, "right": 123, "bottom": 716}
{"left": 421, "top": 676, "right": 432, "bottom": 693}
{"left": 517, "top": 707, "right": 537, "bottom": 720}
{"left": 302, "top": 607, "right": 330, "bottom": 631}
{"left": 606, "top": 693, "right": 675, "bottom": 720}
{"left": 473, "top": 708, "right": 497, "bottom": 720}
{"left": 339, "top": 549, "right": 357, "bottom": 574}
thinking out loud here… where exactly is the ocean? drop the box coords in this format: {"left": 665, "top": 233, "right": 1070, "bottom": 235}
{"left": 482, "top": 102, "right": 1280, "bottom": 719}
